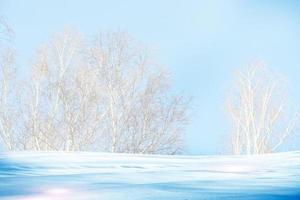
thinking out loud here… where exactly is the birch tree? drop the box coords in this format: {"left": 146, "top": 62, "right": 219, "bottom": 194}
{"left": 22, "top": 29, "right": 90, "bottom": 151}
{"left": 0, "top": 18, "right": 18, "bottom": 150}
{"left": 88, "top": 32, "right": 189, "bottom": 154}
{"left": 0, "top": 17, "right": 14, "bottom": 42}
{"left": 0, "top": 48, "right": 16, "bottom": 150}
{"left": 227, "top": 64, "right": 299, "bottom": 154}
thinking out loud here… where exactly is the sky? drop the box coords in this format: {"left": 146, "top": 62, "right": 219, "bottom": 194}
{"left": 1, "top": 0, "right": 300, "bottom": 154}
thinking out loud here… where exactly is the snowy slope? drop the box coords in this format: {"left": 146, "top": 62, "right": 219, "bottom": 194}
{"left": 0, "top": 151, "right": 300, "bottom": 200}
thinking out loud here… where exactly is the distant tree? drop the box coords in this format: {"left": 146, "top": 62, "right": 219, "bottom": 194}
{"left": 6, "top": 29, "right": 190, "bottom": 154}
{"left": 0, "top": 17, "right": 14, "bottom": 42}
{"left": 227, "top": 64, "right": 299, "bottom": 154}
{"left": 0, "top": 18, "right": 18, "bottom": 150}
{"left": 0, "top": 47, "right": 16, "bottom": 150}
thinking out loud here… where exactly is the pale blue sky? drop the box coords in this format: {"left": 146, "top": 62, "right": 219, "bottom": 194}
{"left": 1, "top": 0, "right": 300, "bottom": 154}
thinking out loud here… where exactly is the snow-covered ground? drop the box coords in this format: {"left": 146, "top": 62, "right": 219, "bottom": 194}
{"left": 0, "top": 151, "right": 300, "bottom": 200}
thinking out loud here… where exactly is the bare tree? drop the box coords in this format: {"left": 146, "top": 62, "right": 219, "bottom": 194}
{"left": 0, "top": 17, "right": 14, "bottom": 42}
{"left": 227, "top": 63, "right": 299, "bottom": 154}
{"left": 0, "top": 18, "right": 18, "bottom": 150}
{"left": 22, "top": 29, "right": 89, "bottom": 151}
{"left": 0, "top": 49, "right": 16, "bottom": 150}
{"left": 88, "top": 32, "right": 189, "bottom": 154}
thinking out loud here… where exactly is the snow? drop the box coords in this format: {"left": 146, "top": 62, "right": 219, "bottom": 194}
{"left": 0, "top": 151, "right": 300, "bottom": 199}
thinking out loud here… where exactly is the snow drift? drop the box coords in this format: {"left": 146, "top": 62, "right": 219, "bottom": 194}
{"left": 0, "top": 151, "right": 300, "bottom": 199}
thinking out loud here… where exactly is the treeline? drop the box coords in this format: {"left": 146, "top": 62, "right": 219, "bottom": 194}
{"left": 0, "top": 20, "right": 298, "bottom": 154}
